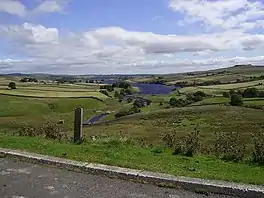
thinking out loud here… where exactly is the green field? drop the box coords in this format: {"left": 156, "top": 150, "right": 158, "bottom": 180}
{"left": 0, "top": 89, "right": 107, "bottom": 98}
{"left": 2, "top": 68, "right": 264, "bottom": 185}
{"left": 0, "top": 79, "right": 108, "bottom": 99}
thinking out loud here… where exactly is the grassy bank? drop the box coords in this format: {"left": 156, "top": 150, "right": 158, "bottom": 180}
{"left": 0, "top": 135, "right": 264, "bottom": 185}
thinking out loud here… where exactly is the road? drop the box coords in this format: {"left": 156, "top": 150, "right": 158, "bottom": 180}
{"left": 0, "top": 158, "right": 235, "bottom": 198}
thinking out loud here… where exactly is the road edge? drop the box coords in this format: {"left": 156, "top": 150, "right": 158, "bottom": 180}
{"left": 1, "top": 147, "right": 263, "bottom": 198}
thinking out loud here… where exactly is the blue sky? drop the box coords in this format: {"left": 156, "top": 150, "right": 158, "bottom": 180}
{"left": 0, "top": 0, "right": 264, "bottom": 74}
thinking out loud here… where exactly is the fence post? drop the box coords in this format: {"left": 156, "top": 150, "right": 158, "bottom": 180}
{"left": 74, "top": 107, "right": 83, "bottom": 143}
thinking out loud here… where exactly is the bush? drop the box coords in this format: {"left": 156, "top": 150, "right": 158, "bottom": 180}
{"left": 186, "top": 93, "right": 204, "bottom": 103}
{"left": 17, "top": 125, "right": 40, "bottom": 137}
{"left": 230, "top": 94, "right": 243, "bottom": 106}
{"left": 193, "top": 91, "right": 207, "bottom": 97}
{"left": 223, "top": 92, "right": 230, "bottom": 98}
{"left": 39, "top": 122, "right": 65, "bottom": 140}
{"left": 214, "top": 131, "right": 246, "bottom": 162}
{"left": 170, "top": 97, "right": 188, "bottom": 107}
{"left": 8, "top": 82, "right": 16, "bottom": 89}
{"left": 17, "top": 122, "right": 65, "bottom": 141}
{"left": 163, "top": 127, "right": 200, "bottom": 157}
{"left": 251, "top": 131, "right": 264, "bottom": 164}
{"left": 114, "top": 106, "right": 141, "bottom": 118}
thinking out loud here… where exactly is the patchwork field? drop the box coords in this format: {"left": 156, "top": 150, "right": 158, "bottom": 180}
{"left": 2, "top": 67, "right": 264, "bottom": 185}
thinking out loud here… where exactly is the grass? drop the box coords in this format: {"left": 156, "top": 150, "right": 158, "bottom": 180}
{"left": 0, "top": 95, "right": 107, "bottom": 134}
{"left": 199, "top": 79, "right": 264, "bottom": 90}
{"left": 86, "top": 105, "right": 264, "bottom": 152}
{"left": 1, "top": 135, "right": 264, "bottom": 185}
{"left": 190, "top": 97, "right": 229, "bottom": 106}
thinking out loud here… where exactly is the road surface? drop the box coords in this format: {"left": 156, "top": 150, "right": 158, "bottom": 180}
{"left": 0, "top": 158, "right": 234, "bottom": 198}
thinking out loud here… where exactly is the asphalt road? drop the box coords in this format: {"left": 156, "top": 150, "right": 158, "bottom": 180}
{"left": 0, "top": 158, "right": 235, "bottom": 198}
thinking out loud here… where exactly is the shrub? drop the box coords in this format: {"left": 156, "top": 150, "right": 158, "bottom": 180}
{"left": 114, "top": 106, "right": 141, "bottom": 118}
{"left": 193, "top": 91, "right": 207, "bottom": 97}
{"left": 17, "top": 125, "right": 39, "bottom": 137}
{"left": 16, "top": 122, "right": 65, "bottom": 141}
{"left": 214, "top": 131, "right": 246, "bottom": 162}
{"left": 251, "top": 131, "right": 264, "bottom": 164}
{"left": 230, "top": 94, "right": 243, "bottom": 106}
{"left": 181, "top": 127, "right": 201, "bottom": 157}
{"left": 8, "top": 82, "right": 16, "bottom": 89}
{"left": 39, "top": 122, "right": 65, "bottom": 140}
{"left": 163, "top": 127, "right": 200, "bottom": 157}
{"left": 223, "top": 92, "right": 230, "bottom": 98}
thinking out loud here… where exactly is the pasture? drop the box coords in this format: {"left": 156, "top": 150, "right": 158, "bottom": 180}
{"left": 2, "top": 70, "right": 264, "bottom": 185}
{"left": 0, "top": 78, "right": 108, "bottom": 99}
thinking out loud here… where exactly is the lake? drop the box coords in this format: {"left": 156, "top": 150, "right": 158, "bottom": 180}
{"left": 132, "top": 82, "right": 174, "bottom": 95}
{"left": 97, "top": 79, "right": 175, "bottom": 95}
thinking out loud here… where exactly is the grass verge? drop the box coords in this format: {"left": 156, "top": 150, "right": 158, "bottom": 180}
{"left": 1, "top": 135, "right": 264, "bottom": 185}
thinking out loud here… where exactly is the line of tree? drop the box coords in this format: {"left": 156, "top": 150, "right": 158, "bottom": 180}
{"left": 169, "top": 91, "right": 207, "bottom": 107}
{"left": 223, "top": 87, "right": 264, "bottom": 99}
{"left": 20, "top": 77, "right": 38, "bottom": 83}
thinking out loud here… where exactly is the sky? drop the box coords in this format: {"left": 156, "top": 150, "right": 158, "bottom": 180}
{"left": 0, "top": 0, "right": 264, "bottom": 74}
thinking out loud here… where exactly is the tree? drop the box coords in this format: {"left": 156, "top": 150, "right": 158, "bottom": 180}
{"left": 229, "top": 90, "right": 236, "bottom": 95}
{"left": 8, "top": 82, "right": 16, "bottom": 89}
{"left": 223, "top": 92, "right": 230, "bottom": 98}
{"left": 230, "top": 94, "right": 243, "bottom": 106}
{"left": 114, "top": 91, "right": 120, "bottom": 98}
{"left": 133, "top": 99, "right": 145, "bottom": 108}
{"left": 193, "top": 91, "right": 207, "bottom": 97}
{"left": 170, "top": 97, "right": 177, "bottom": 106}
{"left": 243, "top": 88, "right": 258, "bottom": 98}
{"left": 127, "top": 97, "right": 133, "bottom": 103}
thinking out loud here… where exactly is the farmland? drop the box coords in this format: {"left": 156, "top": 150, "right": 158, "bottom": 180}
{"left": 2, "top": 65, "right": 264, "bottom": 185}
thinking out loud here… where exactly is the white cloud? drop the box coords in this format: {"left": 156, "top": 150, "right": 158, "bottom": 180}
{"left": 33, "top": 0, "right": 67, "bottom": 13}
{"left": 169, "top": 0, "right": 264, "bottom": 31}
{"left": 0, "top": 0, "right": 27, "bottom": 17}
{"left": 1, "top": 0, "right": 264, "bottom": 74}
{"left": 0, "top": 23, "right": 264, "bottom": 74}
{"left": 0, "top": 23, "right": 59, "bottom": 44}
{"left": 0, "top": 0, "right": 69, "bottom": 17}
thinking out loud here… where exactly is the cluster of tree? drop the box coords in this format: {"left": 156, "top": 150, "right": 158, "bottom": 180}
{"left": 120, "top": 87, "right": 133, "bottom": 96}
{"left": 114, "top": 98, "right": 151, "bottom": 118}
{"left": 8, "top": 82, "right": 16, "bottom": 89}
{"left": 56, "top": 77, "right": 77, "bottom": 84}
{"left": 169, "top": 91, "right": 207, "bottom": 107}
{"left": 133, "top": 98, "right": 152, "bottom": 108}
{"left": 100, "top": 85, "right": 114, "bottom": 92}
{"left": 112, "top": 81, "right": 131, "bottom": 89}
{"left": 86, "top": 79, "right": 104, "bottom": 84}
{"left": 223, "top": 88, "right": 264, "bottom": 99}
{"left": 114, "top": 105, "right": 141, "bottom": 118}
{"left": 20, "top": 77, "right": 38, "bottom": 83}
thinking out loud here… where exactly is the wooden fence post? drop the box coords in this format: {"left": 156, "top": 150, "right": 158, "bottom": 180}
{"left": 74, "top": 107, "right": 83, "bottom": 142}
